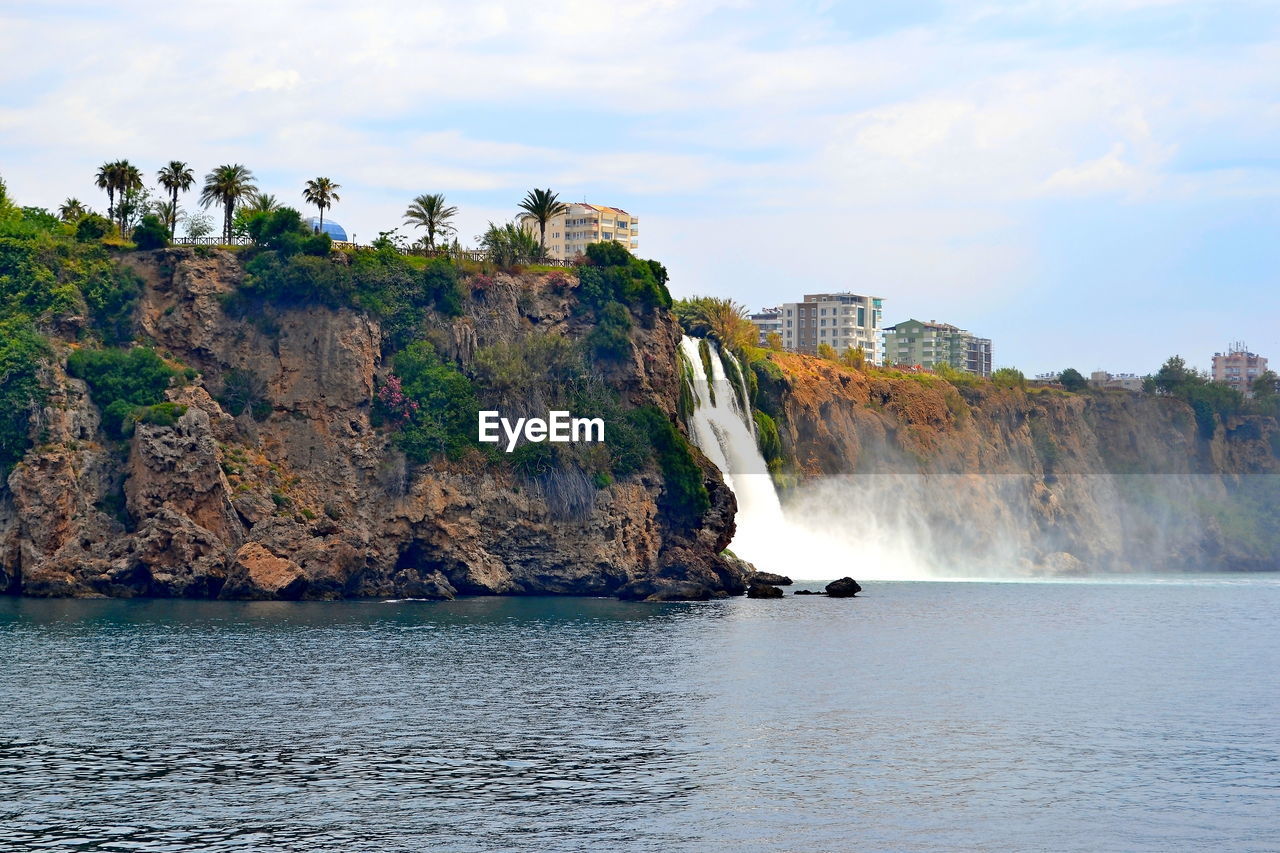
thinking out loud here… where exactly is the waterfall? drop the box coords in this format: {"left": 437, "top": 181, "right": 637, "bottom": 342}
{"left": 679, "top": 335, "right": 935, "bottom": 581}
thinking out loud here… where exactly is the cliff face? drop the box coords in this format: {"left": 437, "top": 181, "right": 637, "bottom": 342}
{"left": 0, "top": 249, "right": 742, "bottom": 600}
{"left": 757, "top": 352, "right": 1280, "bottom": 574}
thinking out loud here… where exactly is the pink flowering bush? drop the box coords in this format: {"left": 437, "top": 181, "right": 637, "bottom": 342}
{"left": 375, "top": 374, "right": 418, "bottom": 425}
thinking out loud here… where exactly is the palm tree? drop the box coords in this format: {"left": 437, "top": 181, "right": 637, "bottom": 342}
{"left": 199, "top": 164, "right": 256, "bottom": 243}
{"left": 58, "top": 198, "right": 87, "bottom": 221}
{"left": 302, "top": 177, "right": 340, "bottom": 233}
{"left": 517, "top": 188, "right": 569, "bottom": 258}
{"left": 156, "top": 161, "right": 195, "bottom": 237}
{"left": 244, "top": 191, "right": 281, "bottom": 216}
{"left": 152, "top": 200, "right": 177, "bottom": 233}
{"left": 95, "top": 160, "right": 122, "bottom": 223}
{"left": 116, "top": 161, "right": 143, "bottom": 233}
{"left": 403, "top": 193, "right": 458, "bottom": 250}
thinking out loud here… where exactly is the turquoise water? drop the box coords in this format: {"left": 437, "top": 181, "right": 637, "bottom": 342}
{"left": 2, "top": 578, "right": 1278, "bottom": 852}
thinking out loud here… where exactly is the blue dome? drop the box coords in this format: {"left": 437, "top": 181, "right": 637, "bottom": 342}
{"left": 303, "top": 216, "right": 347, "bottom": 241}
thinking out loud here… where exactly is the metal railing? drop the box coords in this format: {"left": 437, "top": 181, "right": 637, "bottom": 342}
{"left": 170, "top": 237, "right": 577, "bottom": 267}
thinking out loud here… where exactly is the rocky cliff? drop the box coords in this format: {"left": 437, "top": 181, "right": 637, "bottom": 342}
{"left": 0, "top": 249, "right": 744, "bottom": 600}
{"left": 754, "top": 352, "right": 1280, "bottom": 574}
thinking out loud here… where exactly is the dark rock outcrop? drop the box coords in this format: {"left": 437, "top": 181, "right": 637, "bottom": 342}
{"left": 825, "top": 577, "right": 862, "bottom": 597}
{"left": 751, "top": 571, "right": 792, "bottom": 586}
{"left": 746, "top": 582, "right": 784, "bottom": 599}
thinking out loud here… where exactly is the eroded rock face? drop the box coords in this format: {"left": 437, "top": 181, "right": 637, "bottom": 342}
{"left": 4, "top": 249, "right": 747, "bottom": 600}
{"left": 759, "top": 351, "right": 1280, "bottom": 574}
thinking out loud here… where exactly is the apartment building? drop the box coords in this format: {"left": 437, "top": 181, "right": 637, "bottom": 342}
{"left": 1089, "top": 371, "right": 1144, "bottom": 392}
{"left": 750, "top": 307, "right": 782, "bottom": 346}
{"left": 1212, "top": 343, "right": 1268, "bottom": 397}
{"left": 766, "top": 293, "right": 884, "bottom": 362}
{"left": 882, "top": 319, "right": 993, "bottom": 378}
{"left": 520, "top": 203, "right": 638, "bottom": 260}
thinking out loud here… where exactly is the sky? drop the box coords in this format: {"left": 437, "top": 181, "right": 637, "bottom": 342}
{"left": 1, "top": 0, "right": 1277, "bottom": 375}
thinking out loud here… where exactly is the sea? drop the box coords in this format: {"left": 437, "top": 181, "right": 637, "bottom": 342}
{"left": 2, "top": 576, "right": 1278, "bottom": 852}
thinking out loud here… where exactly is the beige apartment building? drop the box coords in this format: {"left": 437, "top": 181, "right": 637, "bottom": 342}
{"left": 520, "top": 203, "right": 638, "bottom": 260}
{"left": 1212, "top": 343, "right": 1268, "bottom": 397}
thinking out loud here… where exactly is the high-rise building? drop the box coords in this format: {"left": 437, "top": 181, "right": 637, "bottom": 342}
{"left": 882, "top": 319, "right": 993, "bottom": 378}
{"left": 1212, "top": 343, "right": 1268, "bottom": 397}
{"left": 768, "top": 293, "right": 884, "bottom": 362}
{"left": 520, "top": 203, "right": 638, "bottom": 260}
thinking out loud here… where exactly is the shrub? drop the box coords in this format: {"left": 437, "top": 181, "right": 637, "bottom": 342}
{"left": 587, "top": 301, "right": 633, "bottom": 362}
{"left": 66, "top": 346, "right": 179, "bottom": 438}
{"left": 0, "top": 319, "right": 48, "bottom": 477}
{"left": 79, "top": 263, "right": 141, "bottom": 345}
{"left": 422, "top": 258, "right": 465, "bottom": 317}
{"left": 219, "top": 368, "right": 271, "bottom": 420}
{"left": 992, "top": 367, "right": 1026, "bottom": 390}
{"left": 134, "top": 402, "right": 187, "bottom": 427}
{"left": 75, "top": 214, "right": 112, "bottom": 242}
{"left": 388, "top": 341, "right": 478, "bottom": 461}
{"left": 628, "top": 406, "right": 709, "bottom": 529}
{"left": 132, "top": 215, "right": 169, "bottom": 250}
{"left": 754, "top": 410, "right": 783, "bottom": 472}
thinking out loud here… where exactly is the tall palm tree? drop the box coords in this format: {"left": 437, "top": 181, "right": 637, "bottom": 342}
{"left": 244, "top": 191, "right": 281, "bottom": 216}
{"left": 58, "top": 198, "right": 87, "bottom": 221}
{"left": 517, "top": 188, "right": 568, "bottom": 257}
{"left": 95, "top": 160, "right": 122, "bottom": 223}
{"left": 116, "top": 161, "right": 143, "bottom": 233}
{"left": 403, "top": 193, "right": 458, "bottom": 250}
{"left": 302, "top": 177, "right": 340, "bottom": 232}
{"left": 156, "top": 161, "right": 195, "bottom": 237}
{"left": 199, "top": 164, "right": 256, "bottom": 243}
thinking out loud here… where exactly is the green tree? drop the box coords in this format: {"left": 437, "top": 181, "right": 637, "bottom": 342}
{"left": 156, "top": 161, "right": 195, "bottom": 237}
{"left": 58, "top": 198, "right": 87, "bottom": 222}
{"left": 1059, "top": 367, "right": 1088, "bottom": 392}
{"left": 132, "top": 214, "right": 169, "bottom": 250}
{"left": 199, "top": 164, "right": 257, "bottom": 243}
{"left": 1152, "top": 355, "right": 1194, "bottom": 395}
{"left": 992, "top": 367, "right": 1026, "bottom": 390}
{"left": 303, "top": 177, "right": 340, "bottom": 232}
{"left": 517, "top": 188, "right": 568, "bottom": 258}
{"left": 403, "top": 193, "right": 458, "bottom": 250}
{"left": 1250, "top": 369, "right": 1279, "bottom": 416}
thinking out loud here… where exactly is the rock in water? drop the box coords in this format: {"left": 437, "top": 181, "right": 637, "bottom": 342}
{"left": 793, "top": 589, "right": 823, "bottom": 595}
{"left": 825, "top": 577, "right": 862, "bottom": 597}
{"left": 746, "top": 582, "right": 784, "bottom": 599}
{"left": 752, "top": 571, "right": 793, "bottom": 586}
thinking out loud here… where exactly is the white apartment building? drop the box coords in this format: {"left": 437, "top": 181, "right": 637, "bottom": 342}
{"left": 521, "top": 203, "right": 638, "bottom": 260}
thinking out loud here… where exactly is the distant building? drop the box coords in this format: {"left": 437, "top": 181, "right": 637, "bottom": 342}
{"left": 1089, "top": 371, "right": 1144, "bottom": 392}
{"left": 1212, "top": 343, "right": 1268, "bottom": 397}
{"left": 303, "top": 216, "right": 347, "bottom": 241}
{"left": 749, "top": 307, "right": 782, "bottom": 347}
{"left": 773, "top": 293, "right": 883, "bottom": 363}
{"left": 520, "top": 203, "right": 638, "bottom": 260}
{"left": 882, "top": 319, "right": 992, "bottom": 378}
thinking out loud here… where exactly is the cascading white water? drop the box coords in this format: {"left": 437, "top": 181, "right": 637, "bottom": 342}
{"left": 680, "top": 335, "right": 934, "bottom": 581}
